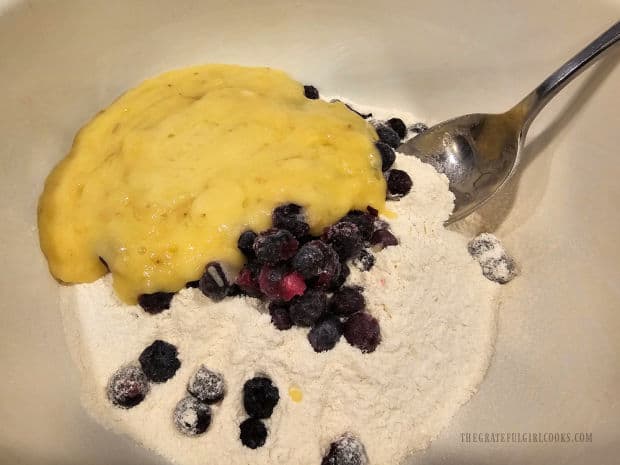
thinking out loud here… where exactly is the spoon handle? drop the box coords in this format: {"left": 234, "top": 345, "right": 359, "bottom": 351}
{"left": 512, "top": 20, "right": 620, "bottom": 133}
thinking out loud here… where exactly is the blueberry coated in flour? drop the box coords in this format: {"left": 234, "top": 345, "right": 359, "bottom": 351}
{"left": 107, "top": 365, "right": 150, "bottom": 409}
{"left": 321, "top": 433, "right": 369, "bottom": 465}
{"left": 253, "top": 228, "right": 299, "bottom": 265}
{"left": 324, "top": 222, "right": 363, "bottom": 261}
{"left": 173, "top": 396, "right": 212, "bottom": 436}
{"left": 272, "top": 203, "right": 310, "bottom": 239}
{"left": 138, "top": 340, "right": 181, "bottom": 383}
{"left": 172, "top": 396, "right": 211, "bottom": 436}
{"left": 292, "top": 241, "right": 326, "bottom": 279}
{"left": 481, "top": 256, "right": 518, "bottom": 284}
{"left": 187, "top": 365, "right": 226, "bottom": 403}
{"left": 338, "top": 210, "right": 375, "bottom": 241}
{"left": 353, "top": 249, "right": 375, "bottom": 271}
{"left": 289, "top": 289, "right": 328, "bottom": 327}
{"left": 292, "top": 240, "right": 340, "bottom": 285}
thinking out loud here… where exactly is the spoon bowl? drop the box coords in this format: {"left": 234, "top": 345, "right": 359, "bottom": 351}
{"left": 398, "top": 21, "right": 620, "bottom": 224}
{"left": 399, "top": 111, "right": 522, "bottom": 223}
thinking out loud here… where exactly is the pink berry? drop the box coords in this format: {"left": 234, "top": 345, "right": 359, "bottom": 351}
{"left": 279, "top": 272, "right": 306, "bottom": 301}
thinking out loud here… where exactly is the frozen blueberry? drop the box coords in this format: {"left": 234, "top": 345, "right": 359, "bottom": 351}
{"left": 259, "top": 266, "right": 306, "bottom": 301}
{"left": 187, "top": 365, "right": 226, "bottom": 403}
{"left": 235, "top": 262, "right": 262, "bottom": 297}
{"left": 375, "top": 124, "right": 400, "bottom": 149}
{"left": 328, "top": 263, "right": 350, "bottom": 291}
{"left": 467, "top": 233, "right": 518, "bottom": 284}
{"left": 375, "top": 141, "right": 396, "bottom": 172}
{"left": 304, "top": 85, "right": 319, "bottom": 99}
{"left": 243, "top": 377, "right": 280, "bottom": 419}
{"left": 272, "top": 203, "right": 310, "bottom": 239}
{"left": 292, "top": 241, "right": 325, "bottom": 279}
{"left": 138, "top": 292, "right": 174, "bottom": 314}
{"left": 387, "top": 169, "right": 412, "bottom": 198}
{"left": 467, "top": 233, "right": 500, "bottom": 258}
{"left": 237, "top": 230, "right": 258, "bottom": 258}
{"left": 343, "top": 312, "right": 381, "bottom": 353}
{"left": 289, "top": 289, "right": 327, "bottom": 327}
{"left": 199, "top": 262, "right": 231, "bottom": 301}
{"left": 173, "top": 396, "right": 212, "bottom": 436}
{"left": 321, "top": 433, "right": 369, "bottom": 465}
{"left": 269, "top": 302, "right": 293, "bottom": 330}
{"left": 339, "top": 210, "right": 375, "bottom": 241}
{"left": 258, "top": 265, "right": 286, "bottom": 300}
{"left": 314, "top": 246, "right": 343, "bottom": 289}
{"left": 308, "top": 317, "right": 343, "bottom": 352}
{"left": 387, "top": 118, "right": 407, "bottom": 139}
{"left": 353, "top": 249, "right": 375, "bottom": 271}
{"left": 370, "top": 229, "right": 398, "bottom": 249}
{"left": 186, "top": 280, "right": 199, "bottom": 288}
{"left": 293, "top": 240, "right": 341, "bottom": 290}
{"left": 107, "top": 365, "right": 150, "bottom": 409}
{"left": 139, "top": 340, "right": 181, "bottom": 383}
{"left": 253, "top": 228, "right": 299, "bottom": 265}
{"left": 324, "top": 222, "right": 363, "bottom": 261}
{"left": 480, "top": 256, "right": 517, "bottom": 284}
{"left": 330, "top": 286, "right": 365, "bottom": 316}
{"left": 409, "top": 122, "right": 429, "bottom": 134}
{"left": 239, "top": 418, "right": 268, "bottom": 449}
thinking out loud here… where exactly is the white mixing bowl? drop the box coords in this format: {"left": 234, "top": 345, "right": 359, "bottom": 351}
{"left": 1, "top": 1, "right": 618, "bottom": 464}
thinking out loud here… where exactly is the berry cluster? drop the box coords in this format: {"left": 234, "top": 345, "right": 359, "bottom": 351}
{"left": 225, "top": 204, "right": 396, "bottom": 353}
{"left": 239, "top": 376, "right": 280, "bottom": 449}
{"left": 107, "top": 340, "right": 181, "bottom": 408}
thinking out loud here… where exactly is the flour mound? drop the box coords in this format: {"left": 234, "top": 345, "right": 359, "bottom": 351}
{"left": 60, "top": 108, "right": 500, "bottom": 465}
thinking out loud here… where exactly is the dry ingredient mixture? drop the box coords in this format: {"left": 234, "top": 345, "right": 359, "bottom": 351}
{"left": 61, "top": 152, "right": 503, "bottom": 465}
{"left": 47, "top": 69, "right": 516, "bottom": 465}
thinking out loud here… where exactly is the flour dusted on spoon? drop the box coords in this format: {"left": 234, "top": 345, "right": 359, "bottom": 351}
{"left": 59, "top": 103, "right": 502, "bottom": 465}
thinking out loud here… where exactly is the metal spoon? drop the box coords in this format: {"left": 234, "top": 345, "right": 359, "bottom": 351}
{"left": 398, "top": 21, "right": 620, "bottom": 224}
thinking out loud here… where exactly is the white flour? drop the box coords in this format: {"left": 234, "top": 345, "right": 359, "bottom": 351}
{"left": 60, "top": 108, "right": 501, "bottom": 465}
